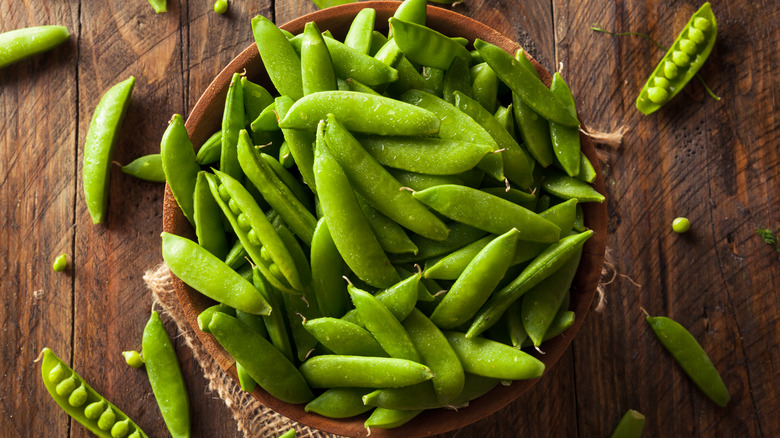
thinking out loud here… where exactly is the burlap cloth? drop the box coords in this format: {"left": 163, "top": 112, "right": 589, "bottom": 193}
{"left": 143, "top": 263, "right": 337, "bottom": 438}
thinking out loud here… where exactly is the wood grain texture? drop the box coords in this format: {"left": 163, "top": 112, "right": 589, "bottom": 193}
{"left": 0, "top": 0, "right": 777, "bottom": 437}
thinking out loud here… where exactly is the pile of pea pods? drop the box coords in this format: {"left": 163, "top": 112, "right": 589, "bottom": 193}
{"left": 160, "top": 0, "right": 605, "bottom": 430}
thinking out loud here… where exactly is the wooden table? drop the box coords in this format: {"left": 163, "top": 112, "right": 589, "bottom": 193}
{"left": 2, "top": 1, "right": 777, "bottom": 436}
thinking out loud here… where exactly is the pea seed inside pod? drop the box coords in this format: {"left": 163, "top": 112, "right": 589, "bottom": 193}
{"left": 84, "top": 401, "right": 107, "bottom": 420}
{"left": 246, "top": 229, "right": 261, "bottom": 246}
{"left": 672, "top": 50, "right": 691, "bottom": 67}
{"left": 679, "top": 39, "right": 698, "bottom": 55}
{"left": 55, "top": 376, "right": 77, "bottom": 396}
{"left": 111, "top": 419, "right": 131, "bottom": 438}
{"left": 228, "top": 198, "right": 242, "bottom": 216}
{"left": 98, "top": 407, "right": 117, "bottom": 430}
{"left": 664, "top": 61, "right": 679, "bottom": 79}
{"left": 648, "top": 87, "right": 670, "bottom": 104}
{"left": 68, "top": 384, "right": 88, "bottom": 407}
{"left": 237, "top": 213, "right": 252, "bottom": 231}
{"left": 654, "top": 77, "right": 670, "bottom": 89}
{"left": 218, "top": 184, "right": 231, "bottom": 202}
{"left": 688, "top": 27, "right": 706, "bottom": 44}
{"left": 260, "top": 246, "right": 272, "bottom": 263}
{"left": 48, "top": 364, "right": 68, "bottom": 383}
{"left": 127, "top": 431, "right": 142, "bottom": 438}
{"left": 693, "top": 17, "right": 711, "bottom": 31}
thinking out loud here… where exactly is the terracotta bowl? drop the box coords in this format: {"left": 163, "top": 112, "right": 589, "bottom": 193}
{"left": 163, "top": 2, "right": 608, "bottom": 436}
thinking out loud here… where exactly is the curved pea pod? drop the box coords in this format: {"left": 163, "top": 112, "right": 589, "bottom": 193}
{"left": 549, "top": 73, "right": 581, "bottom": 177}
{"left": 208, "top": 312, "right": 314, "bottom": 403}
{"left": 392, "top": 222, "right": 487, "bottom": 264}
{"left": 542, "top": 169, "right": 605, "bottom": 203}
{"left": 121, "top": 154, "right": 165, "bottom": 182}
{"left": 357, "top": 195, "right": 418, "bottom": 255}
{"left": 526, "top": 309, "right": 576, "bottom": 347}
{"left": 636, "top": 3, "right": 717, "bottom": 115}
{"left": 443, "top": 56, "right": 473, "bottom": 104}
{"left": 83, "top": 76, "right": 135, "bottom": 224}
{"left": 237, "top": 130, "right": 317, "bottom": 246}
{"left": 344, "top": 8, "right": 376, "bottom": 54}
{"left": 472, "top": 62, "right": 499, "bottom": 113}
{"left": 466, "top": 230, "right": 593, "bottom": 337}
{"left": 275, "top": 96, "right": 316, "bottom": 192}
{"left": 195, "top": 130, "right": 223, "bottom": 165}
{"left": 511, "top": 198, "right": 579, "bottom": 265}
{"left": 242, "top": 77, "right": 274, "bottom": 120}
{"left": 476, "top": 39, "right": 579, "bottom": 127}
{"left": 305, "top": 387, "right": 374, "bottom": 419}
{"left": 261, "top": 153, "right": 312, "bottom": 210}
{"left": 223, "top": 240, "right": 247, "bottom": 271}
{"left": 341, "top": 273, "right": 422, "bottom": 326}
{"left": 251, "top": 15, "right": 303, "bottom": 100}
{"left": 197, "top": 303, "right": 236, "bottom": 334}
{"left": 298, "top": 355, "right": 434, "bottom": 388}
{"left": 521, "top": 247, "right": 583, "bottom": 347}
{"left": 611, "top": 409, "right": 646, "bottom": 438}
{"left": 281, "top": 291, "right": 321, "bottom": 363}
{"left": 393, "top": 0, "right": 427, "bottom": 25}
{"left": 220, "top": 73, "right": 246, "bottom": 182}
{"left": 389, "top": 169, "right": 465, "bottom": 192}
{"left": 390, "top": 18, "right": 470, "bottom": 70}
{"left": 362, "top": 373, "right": 498, "bottom": 410}
{"left": 304, "top": 317, "right": 388, "bottom": 357}
{"left": 313, "top": 136, "right": 400, "bottom": 288}
{"left": 646, "top": 315, "right": 730, "bottom": 407}
{"left": 193, "top": 171, "right": 229, "bottom": 259}
{"left": 452, "top": 91, "right": 535, "bottom": 189}
{"left": 249, "top": 101, "right": 279, "bottom": 132}
{"left": 301, "top": 21, "right": 338, "bottom": 95}
{"left": 495, "top": 105, "right": 516, "bottom": 139}
{"left": 431, "top": 229, "right": 520, "bottom": 329}
{"left": 323, "top": 115, "right": 450, "bottom": 241}
{"left": 413, "top": 185, "right": 560, "bottom": 243}
{"left": 512, "top": 50, "right": 554, "bottom": 167}
{"left": 142, "top": 311, "right": 190, "bottom": 438}
{"left": 162, "top": 232, "right": 271, "bottom": 315}
{"left": 310, "top": 219, "right": 349, "bottom": 317}
{"left": 400, "top": 89, "right": 504, "bottom": 182}
{"left": 403, "top": 308, "right": 465, "bottom": 403}
{"left": 39, "top": 348, "right": 148, "bottom": 438}
{"left": 364, "top": 408, "right": 423, "bottom": 430}
{"left": 358, "top": 135, "right": 492, "bottom": 176}
{"left": 279, "top": 91, "right": 440, "bottom": 136}
{"left": 445, "top": 332, "right": 545, "bottom": 380}
{"left": 576, "top": 152, "right": 597, "bottom": 183}
{"left": 161, "top": 114, "right": 201, "bottom": 227}
{"left": 0, "top": 25, "right": 70, "bottom": 68}
{"left": 423, "top": 236, "right": 493, "bottom": 280}
{"left": 349, "top": 285, "right": 422, "bottom": 362}
{"left": 204, "top": 170, "right": 303, "bottom": 293}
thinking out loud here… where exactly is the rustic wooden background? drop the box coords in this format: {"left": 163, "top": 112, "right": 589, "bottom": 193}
{"left": 1, "top": 0, "right": 777, "bottom": 437}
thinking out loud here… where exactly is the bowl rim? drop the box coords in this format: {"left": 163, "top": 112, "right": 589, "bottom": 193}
{"left": 163, "top": 2, "right": 608, "bottom": 437}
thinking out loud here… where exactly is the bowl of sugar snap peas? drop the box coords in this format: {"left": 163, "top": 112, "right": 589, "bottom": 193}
{"left": 161, "top": 1, "right": 608, "bottom": 436}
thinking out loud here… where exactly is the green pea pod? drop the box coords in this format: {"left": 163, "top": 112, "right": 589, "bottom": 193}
{"left": 445, "top": 332, "right": 545, "bottom": 380}
{"left": 304, "top": 317, "right": 388, "bottom": 357}
{"left": 250, "top": 268, "right": 295, "bottom": 362}
{"left": 260, "top": 153, "right": 313, "bottom": 211}
{"left": 344, "top": 8, "right": 376, "bottom": 54}
{"left": 241, "top": 78, "right": 275, "bottom": 122}
{"left": 281, "top": 290, "right": 321, "bottom": 362}
{"left": 505, "top": 300, "right": 528, "bottom": 347}
{"left": 403, "top": 308, "right": 465, "bottom": 403}
{"left": 193, "top": 171, "right": 229, "bottom": 259}
{"left": 146, "top": 0, "right": 166, "bottom": 13}
{"left": 512, "top": 198, "right": 579, "bottom": 265}
{"left": 346, "top": 77, "right": 382, "bottom": 95}
{"left": 357, "top": 135, "right": 492, "bottom": 176}
{"left": 521, "top": 247, "right": 583, "bottom": 347}
{"left": 443, "top": 56, "right": 473, "bottom": 104}
{"left": 526, "top": 309, "right": 576, "bottom": 347}
{"left": 421, "top": 66, "right": 445, "bottom": 97}
{"left": 237, "top": 130, "right": 317, "bottom": 246}
{"left": 197, "top": 303, "right": 236, "bottom": 334}
{"left": 310, "top": 218, "right": 349, "bottom": 317}
{"left": 646, "top": 314, "right": 730, "bottom": 407}
{"left": 400, "top": 89, "right": 504, "bottom": 182}
{"left": 0, "top": 25, "right": 70, "bottom": 68}
{"left": 512, "top": 50, "right": 554, "bottom": 167}
{"left": 83, "top": 76, "right": 135, "bottom": 224}
{"left": 482, "top": 187, "right": 536, "bottom": 208}
{"left": 364, "top": 408, "right": 423, "bottom": 430}
{"left": 494, "top": 105, "right": 516, "bottom": 140}
{"left": 373, "top": 39, "right": 404, "bottom": 71}
{"left": 275, "top": 96, "right": 317, "bottom": 192}
{"left": 362, "top": 373, "right": 498, "bottom": 410}
{"left": 476, "top": 39, "right": 579, "bottom": 127}
{"left": 611, "top": 409, "right": 646, "bottom": 438}
{"left": 549, "top": 73, "right": 582, "bottom": 177}
{"left": 466, "top": 229, "right": 593, "bottom": 337}
{"left": 161, "top": 232, "right": 271, "bottom": 315}
{"left": 452, "top": 91, "right": 535, "bottom": 189}
{"left": 305, "top": 388, "right": 374, "bottom": 419}
{"left": 472, "top": 62, "right": 499, "bottom": 113}
{"left": 423, "top": 236, "right": 493, "bottom": 280}
{"left": 313, "top": 133, "right": 400, "bottom": 288}
{"left": 272, "top": 219, "right": 314, "bottom": 292}
{"left": 39, "top": 348, "right": 148, "bottom": 438}
{"left": 223, "top": 240, "right": 247, "bottom": 271}
{"left": 636, "top": 3, "right": 717, "bottom": 115}
{"left": 220, "top": 73, "right": 246, "bottom": 182}
{"left": 142, "top": 311, "right": 190, "bottom": 438}
{"left": 301, "top": 22, "right": 338, "bottom": 95}
{"left": 413, "top": 185, "right": 560, "bottom": 243}
{"left": 249, "top": 101, "right": 278, "bottom": 132}
{"left": 392, "top": 222, "right": 486, "bottom": 264}
{"left": 390, "top": 18, "right": 470, "bottom": 70}
{"left": 279, "top": 91, "right": 440, "bottom": 136}
{"left": 356, "top": 195, "right": 419, "bottom": 255}
{"left": 576, "top": 152, "right": 597, "bottom": 183}
{"left": 195, "top": 130, "right": 222, "bottom": 165}
{"left": 323, "top": 115, "right": 450, "bottom": 241}
{"left": 236, "top": 363, "right": 257, "bottom": 393}
{"left": 393, "top": 0, "right": 427, "bottom": 25}
{"left": 160, "top": 114, "right": 201, "bottom": 227}
{"left": 120, "top": 154, "right": 165, "bottom": 182}
{"left": 542, "top": 169, "right": 605, "bottom": 203}
{"left": 251, "top": 15, "right": 303, "bottom": 100}
{"left": 431, "top": 229, "right": 520, "bottom": 329}
{"left": 310, "top": 0, "right": 355, "bottom": 8}
{"left": 279, "top": 141, "right": 294, "bottom": 168}
{"left": 298, "top": 355, "right": 434, "bottom": 388}
{"left": 209, "top": 312, "right": 314, "bottom": 403}
{"left": 389, "top": 169, "right": 465, "bottom": 192}
{"left": 341, "top": 273, "right": 422, "bottom": 326}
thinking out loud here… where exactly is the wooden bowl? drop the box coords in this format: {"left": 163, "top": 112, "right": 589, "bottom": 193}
{"left": 163, "top": 2, "right": 608, "bottom": 436}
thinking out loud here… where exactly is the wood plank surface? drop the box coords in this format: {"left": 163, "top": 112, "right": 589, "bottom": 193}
{"left": 0, "top": 0, "right": 777, "bottom": 437}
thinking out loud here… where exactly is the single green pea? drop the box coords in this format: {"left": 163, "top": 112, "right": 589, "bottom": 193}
{"left": 647, "top": 87, "right": 670, "bottom": 104}
{"left": 122, "top": 350, "right": 144, "bottom": 368}
{"left": 672, "top": 50, "right": 691, "bottom": 67}
{"left": 55, "top": 376, "right": 77, "bottom": 396}
{"left": 98, "top": 407, "right": 117, "bottom": 430}
{"left": 127, "top": 431, "right": 142, "bottom": 438}
{"left": 693, "top": 17, "right": 711, "bottom": 31}
{"left": 679, "top": 38, "right": 698, "bottom": 55}
{"left": 48, "top": 363, "right": 68, "bottom": 383}
{"left": 653, "top": 77, "right": 670, "bottom": 89}
{"left": 673, "top": 217, "right": 691, "bottom": 233}
{"left": 664, "top": 61, "right": 679, "bottom": 79}
{"left": 213, "top": 0, "right": 228, "bottom": 14}
{"left": 67, "top": 384, "right": 88, "bottom": 407}
{"left": 688, "top": 27, "right": 706, "bottom": 44}
{"left": 84, "top": 401, "right": 106, "bottom": 420}
{"left": 120, "top": 154, "right": 165, "bottom": 182}
{"left": 111, "top": 419, "right": 131, "bottom": 438}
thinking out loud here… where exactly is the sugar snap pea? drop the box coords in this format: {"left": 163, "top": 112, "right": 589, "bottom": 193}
{"left": 220, "top": 73, "right": 246, "bottom": 182}
{"left": 443, "top": 56, "right": 473, "bottom": 104}
{"left": 364, "top": 408, "right": 423, "bottom": 430}
{"left": 362, "top": 373, "right": 498, "bottom": 411}
{"left": 512, "top": 50, "right": 554, "bottom": 167}
{"left": 549, "top": 73, "right": 582, "bottom": 177}
{"left": 40, "top": 348, "right": 148, "bottom": 438}
{"left": 646, "top": 314, "right": 730, "bottom": 407}
{"left": 389, "top": 169, "right": 465, "bottom": 192}
{"left": 83, "top": 76, "right": 135, "bottom": 224}
{"left": 261, "top": 152, "right": 312, "bottom": 210}
{"left": 310, "top": 218, "right": 349, "bottom": 317}
{"left": 249, "top": 101, "right": 279, "bottom": 132}
{"left": 393, "top": 0, "right": 427, "bottom": 26}
{"left": 423, "top": 236, "right": 493, "bottom": 280}
{"left": 304, "top": 317, "right": 388, "bottom": 357}
{"left": 305, "top": 387, "right": 374, "bottom": 419}
{"left": 611, "top": 409, "right": 646, "bottom": 438}
{"left": 301, "top": 21, "right": 338, "bottom": 95}
{"left": 197, "top": 303, "right": 236, "bottom": 334}
{"left": 542, "top": 169, "right": 606, "bottom": 203}
{"left": 356, "top": 195, "right": 418, "bottom": 255}
{"left": 344, "top": 8, "right": 376, "bottom": 55}
{"left": 146, "top": 0, "right": 166, "bottom": 13}
{"left": 251, "top": 15, "right": 303, "bottom": 100}
{"left": 142, "top": 311, "right": 190, "bottom": 438}
{"left": 392, "top": 222, "right": 487, "bottom": 264}
{"left": 445, "top": 332, "right": 545, "bottom": 380}
{"left": 494, "top": 105, "right": 516, "bottom": 140}
{"left": 341, "top": 273, "right": 421, "bottom": 326}
{"left": 357, "top": 135, "right": 493, "bottom": 176}
{"left": 472, "top": 62, "right": 499, "bottom": 113}
{"left": 161, "top": 114, "right": 201, "bottom": 227}
{"left": 275, "top": 96, "right": 317, "bottom": 192}
{"left": 120, "top": 154, "right": 165, "bottom": 182}
{"left": 636, "top": 3, "right": 717, "bottom": 114}
{"left": 195, "top": 130, "right": 222, "bottom": 165}
{"left": 390, "top": 18, "right": 470, "bottom": 70}
{"left": 193, "top": 171, "right": 229, "bottom": 259}
{"left": 298, "top": 355, "right": 434, "bottom": 388}
{"left": 0, "top": 25, "right": 70, "bottom": 68}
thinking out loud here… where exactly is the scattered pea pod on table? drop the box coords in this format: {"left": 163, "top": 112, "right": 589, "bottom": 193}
{"left": 0, "top": 25, "right": 70, "bottom": 68}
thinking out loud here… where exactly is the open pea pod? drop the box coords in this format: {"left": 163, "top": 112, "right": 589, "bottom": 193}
{"left": 40, "top": 348, "right": 148, "bottom": 438}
